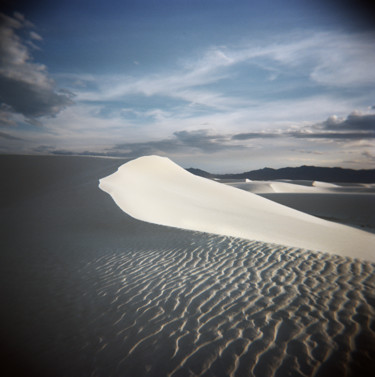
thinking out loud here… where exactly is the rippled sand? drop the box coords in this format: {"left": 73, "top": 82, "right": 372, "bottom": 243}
{"left": 79, "top": 235, "right": 375, "bottom": 377}
{"left": 1, "top": 155, "right": 375, "bottom": 377}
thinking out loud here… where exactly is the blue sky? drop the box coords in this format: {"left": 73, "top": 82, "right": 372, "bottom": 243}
{"left": 0, "top": 0, "right": 374, "bottom": 171}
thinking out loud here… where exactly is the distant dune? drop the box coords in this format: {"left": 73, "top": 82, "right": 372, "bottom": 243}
{"left": 226, "top": 179, "right": 375, "bottom": 232}
{"left": 99, "top": 155, "right": 375, "bottom": 262}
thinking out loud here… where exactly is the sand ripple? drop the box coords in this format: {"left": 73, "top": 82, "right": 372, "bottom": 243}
{"left": 79, "top": 235, "right": 375, "bottom": 377}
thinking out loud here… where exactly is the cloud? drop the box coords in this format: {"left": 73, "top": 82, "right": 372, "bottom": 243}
{"left": 232, "top": 132, "right": 281, "bottom": 140}
{"left": 362, "top": 151, "right": 375, "bottom": 162}
{"left": 230, "top": 130, "right": 373, "bottom": 141}
{"left": 233, "top": 129, "right": 375, "bottom": 141}
{"left": 30, "top": 109, "right": 374, "bottom": 171}
{"left": 32, "top": 128, "right": 243, "bottom": 159}
{"left": 0, "top": 130, "right": 22, "bottom": 140}
{"left": 71, "top": 30, "right": 375, "bottom": 127}
{"left": 320, "top": 112, "right": 375, "bottom": 131}
{"left": 289, "top": 131, "right": 374, "bottom": 140}
{"left": 294, "top": 150, "right": 323, "bottom": 155}
{"left": 36, "top": 108, "right": 375, "bottom": 161}
{"left": 308, "top": 33, "right": 375, "bottom": 87}
{"left": 109, "top": 129, "right": 240, "bottom": 158}
{"left": 29, "top": 31, "right": 42, "bottom": 41}
{"left": 232, "top": 110, "right": 375, "bottom": 141}
{"left": 293, "top": 111, "right": 375, "bottom": 140}
{"left": 0, "top": 12, "right": 73, "bottom": 126}
{"left": 173, "top": 130, "right": 231, "bottom": 152}
{"left": 0, "top": 104, "right": 16, "bottom": 126}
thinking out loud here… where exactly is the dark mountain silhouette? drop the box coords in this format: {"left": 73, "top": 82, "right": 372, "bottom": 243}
{"left": 186, "top": 168, "right": 213, "bottom": 179}
{"left": 187, "top": 165, "right": 375, "bottom": 183}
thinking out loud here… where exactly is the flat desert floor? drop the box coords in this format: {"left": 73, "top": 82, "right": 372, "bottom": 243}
{"left": 1, "top": 155, "right": 375, "bottom": 377}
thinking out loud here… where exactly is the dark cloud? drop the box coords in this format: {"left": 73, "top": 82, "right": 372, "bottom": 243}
{"left": 0, "top": 12, "right": 73, "bottom": 126}
{"left": 321, "top": 113, "right": 375, "bottom": 131}
{"left": 33, "top": 110, "right": 375, "bottom": 158}
{"left": 173, "top": 130, "right": 229, "bottom": 152}
{"left": 288, "top": 131, "right": 374, "bottom": 139}
{"left": 41, "top": 130, "right": 245, "bottom": 159}
{"left": 0, "top": 76, "right": 74, "bottom": 123}
{"left": 232, "top": 132, "right": 281, "bottom": 140}
{"left": 232, "top": 112, "right": 375, "bottom": 141}
{"left": 362, "top": 151, "right": 375, "bottom": 161}
{"left": 231, "top": 130, "right": 374, "bottom": 141}
{"left": 292, "top": 149, "right": 323, "bottom": 155}
{"left": 112, "top": 129, "right": 239, "bottom": 158}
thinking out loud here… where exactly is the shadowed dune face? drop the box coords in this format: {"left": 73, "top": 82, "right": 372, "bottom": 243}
{"left": 1, "top": 155, "right": 375, "bottom": 377}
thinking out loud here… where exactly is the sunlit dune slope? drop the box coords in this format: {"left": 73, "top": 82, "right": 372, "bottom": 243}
{"left": 99, "top": 156, "right": 375, "bottom": 262}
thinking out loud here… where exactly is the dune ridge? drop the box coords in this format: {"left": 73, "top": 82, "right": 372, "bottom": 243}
{"left": 99, "top": 156, "right": 375, "bottom": 262}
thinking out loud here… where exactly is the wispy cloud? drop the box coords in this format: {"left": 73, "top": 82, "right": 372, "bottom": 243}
{"left": 2, "top": 13, "right": 374, "bottom": 171}
{"left": 362, "top": 150, "right": 375, "bottom": 162}
{"left": 0, "top": 130, "right": 22, "bottom": 140}
{"left": 73, "top": 30, "right": 375, "bottom": 110}
{"left": 0, "top": 12, "right": 73, "bottom": 126}
{"left": 51, "top": 28, "right": 374, "bottom": 157}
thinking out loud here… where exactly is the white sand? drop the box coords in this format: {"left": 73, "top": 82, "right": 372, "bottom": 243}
{"left": 3, "top": 155, "right": 375, "bottom": 377}
{"left": 99, "top": 156, "right": 375, "bottom": 262}
{"left": 228, "top": 179, "right": 375, "bottom": 232}
{"left": 229, "top": 179, "right": 375, "bottom": 194}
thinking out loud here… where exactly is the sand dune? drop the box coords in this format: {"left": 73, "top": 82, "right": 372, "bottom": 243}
{"left": 228, "top": 180, "right": 375, "bottom": 232}
{"left": 2, "top": 155, "right": 375, "bottom": 377}
{"left": 99, "top": 156, "right": 375, "bottom": 262}
{"left": 228, "top": 179, "right": 375, "bottom": 194}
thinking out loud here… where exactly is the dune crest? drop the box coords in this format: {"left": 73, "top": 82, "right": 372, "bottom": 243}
{"left": 99, "top": 156, "right": 375, "bottom": 262}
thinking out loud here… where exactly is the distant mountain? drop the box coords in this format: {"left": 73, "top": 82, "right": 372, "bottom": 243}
{"left": 187, "top": 165, "right": 375, "bottom": 183}
{"left": 186, "top": 168, "right": 214, "bottom": 179}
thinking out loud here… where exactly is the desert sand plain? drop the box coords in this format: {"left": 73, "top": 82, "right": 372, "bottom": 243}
{"left": 1, "top": 155, "right": 375, "bottom": 377}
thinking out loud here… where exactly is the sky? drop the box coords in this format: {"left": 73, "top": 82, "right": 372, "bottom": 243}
{"left": 0, "top": 0, "right": 374, "bottom": 172}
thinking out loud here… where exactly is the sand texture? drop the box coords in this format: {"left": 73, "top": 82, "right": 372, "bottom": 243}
{"left": 79, "top": 236, "right": 375, "bottom": 377}
{"left": 99, "top": 156, "right": 375, "bottom": 261}
{"left": 1, "top": 155, "right": 375, "bottom": 377}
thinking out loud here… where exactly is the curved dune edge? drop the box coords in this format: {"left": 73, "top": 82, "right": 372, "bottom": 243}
{"left": 99, "top": 155, "right": 375, "bottom": 262}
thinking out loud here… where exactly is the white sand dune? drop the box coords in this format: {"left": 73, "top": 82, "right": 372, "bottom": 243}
{"left": 229, "top": 179, "right": 375, "bottom": 232}
{"left": 99, "top": 156, "right": 375, "bottom": 262}
{"left": 312, "top": 180, "right": 338, "bottom": 188}
{"left": 228, "top": 179, "right": 375, "bottom": 194}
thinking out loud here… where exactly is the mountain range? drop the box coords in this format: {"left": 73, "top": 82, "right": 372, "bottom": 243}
{"left": 187, "top": 166, "right": 375, "bottom": 183}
